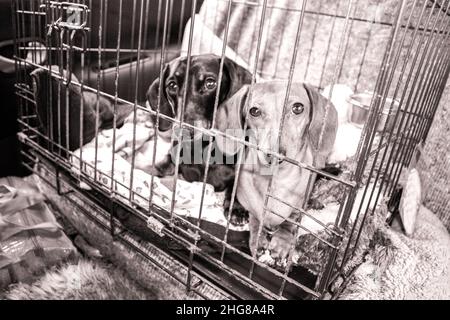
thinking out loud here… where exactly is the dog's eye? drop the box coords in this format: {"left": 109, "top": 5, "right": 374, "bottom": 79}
{"left": 204, "top": 78, "right": 217, "bottom": 90}
{"left": 166, "top": 81, "right": 178, "bottom": 94}
{"left": 249, "top": 107, "right": 261, "bottom": 117}
{"left": 292, "top": 103, "right": 304, "bottom": 115}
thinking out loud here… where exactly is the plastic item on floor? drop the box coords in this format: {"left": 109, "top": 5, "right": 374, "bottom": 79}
{"left": 0, "top": 177, "right": 78, "bottom": 290}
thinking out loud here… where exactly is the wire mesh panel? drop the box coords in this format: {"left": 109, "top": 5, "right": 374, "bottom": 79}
{"left": 12, "top": 0, "right": 450, "bottom": 299}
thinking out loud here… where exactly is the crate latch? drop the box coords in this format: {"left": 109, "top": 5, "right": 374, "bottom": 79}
{"left": 42, "top": 1, "right": 90, "bottom": 31}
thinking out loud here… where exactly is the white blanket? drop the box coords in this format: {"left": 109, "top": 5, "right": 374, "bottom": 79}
{"left": 70, "top": 110, "right": 242, "bottom": 230}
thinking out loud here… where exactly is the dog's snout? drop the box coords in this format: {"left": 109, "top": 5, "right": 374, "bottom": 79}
{"left": 264, "top": 153, "right": 275, "bottom": 165}
{"left": 262, "top": 153, "right": 285, "bottom": 166}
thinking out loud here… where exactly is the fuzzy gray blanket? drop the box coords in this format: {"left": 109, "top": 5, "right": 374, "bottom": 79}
{"left": 340, "top": 205, "right": 450, "bottom": 299}
{"left": 4, "top": 259, "right": 157, "bottom": 300}
{"left": 6, "top": 205, "right": 448, "bottom": 300}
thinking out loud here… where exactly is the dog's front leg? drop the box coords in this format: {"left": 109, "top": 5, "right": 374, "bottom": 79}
{"left": 248, "top": 214, "right": 271, "bottom": 257}
{"left": 223, "top": 186, "right": 249, "bottom": 226}
{"left": 249, "top": 214, "right": 263, "bottom": 256}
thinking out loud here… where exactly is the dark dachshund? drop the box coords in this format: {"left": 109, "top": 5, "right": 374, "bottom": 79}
{"left": 146, "top": 54, "right": 252, "bottom": 225}
{"left": 31, "top": 67, "right": 132, "bottom": 154}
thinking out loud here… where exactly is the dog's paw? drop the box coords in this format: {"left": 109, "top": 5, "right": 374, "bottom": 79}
{"left": 148, "top": 166, "right": 163, "bottom": 177}
{"left": 229, "top": 208, "right": 249, "bottom": 226}
{"left": 257, "top": 249, "right": 276, "bottom": 265}
{"left": 223, "top": 199, "right": 249, "bottom": 226}
{"left": 307, "top": 198, "right": 325, "bottom": 210}
{"left": 151, "top": 156, "right": 175, "bottom": 177}
{"left": 261, "top": 227, "right": 296, "bottom": 269}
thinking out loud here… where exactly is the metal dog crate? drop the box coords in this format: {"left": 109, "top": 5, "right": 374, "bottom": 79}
{"left": 12, "top": 0, "right": 450, "bottom": 299}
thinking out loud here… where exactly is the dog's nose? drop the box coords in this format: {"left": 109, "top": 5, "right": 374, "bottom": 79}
{"left": 264, "top": 153, "right": 274, "bottom": 165}
{"left": 264, "top": 153, "right": 284, "bottom": 166}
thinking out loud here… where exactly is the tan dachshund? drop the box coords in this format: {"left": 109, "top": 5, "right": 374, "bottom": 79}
{"left": 214, "top": 81, "right": 338, "bottom": 264}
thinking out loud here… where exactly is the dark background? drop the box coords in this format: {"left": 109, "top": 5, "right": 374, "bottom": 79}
{"left": 0, "top": 0, "right": 23, "bottom": 177}
{"left": 0, "top": 0, "right": 202, "bottom": 178}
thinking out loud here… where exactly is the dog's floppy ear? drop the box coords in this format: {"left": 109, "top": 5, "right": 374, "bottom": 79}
{"left": 304, "top": 83, "right": 338, "bottom": 168}
{"left": 146, "top": 58, "right": 181, "bottom": 131}
{"left": 223, "top": 58, "right": 252, "bottom": 99}
{"left": 214, "top": 85, "right": 249, "bottom": 156}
